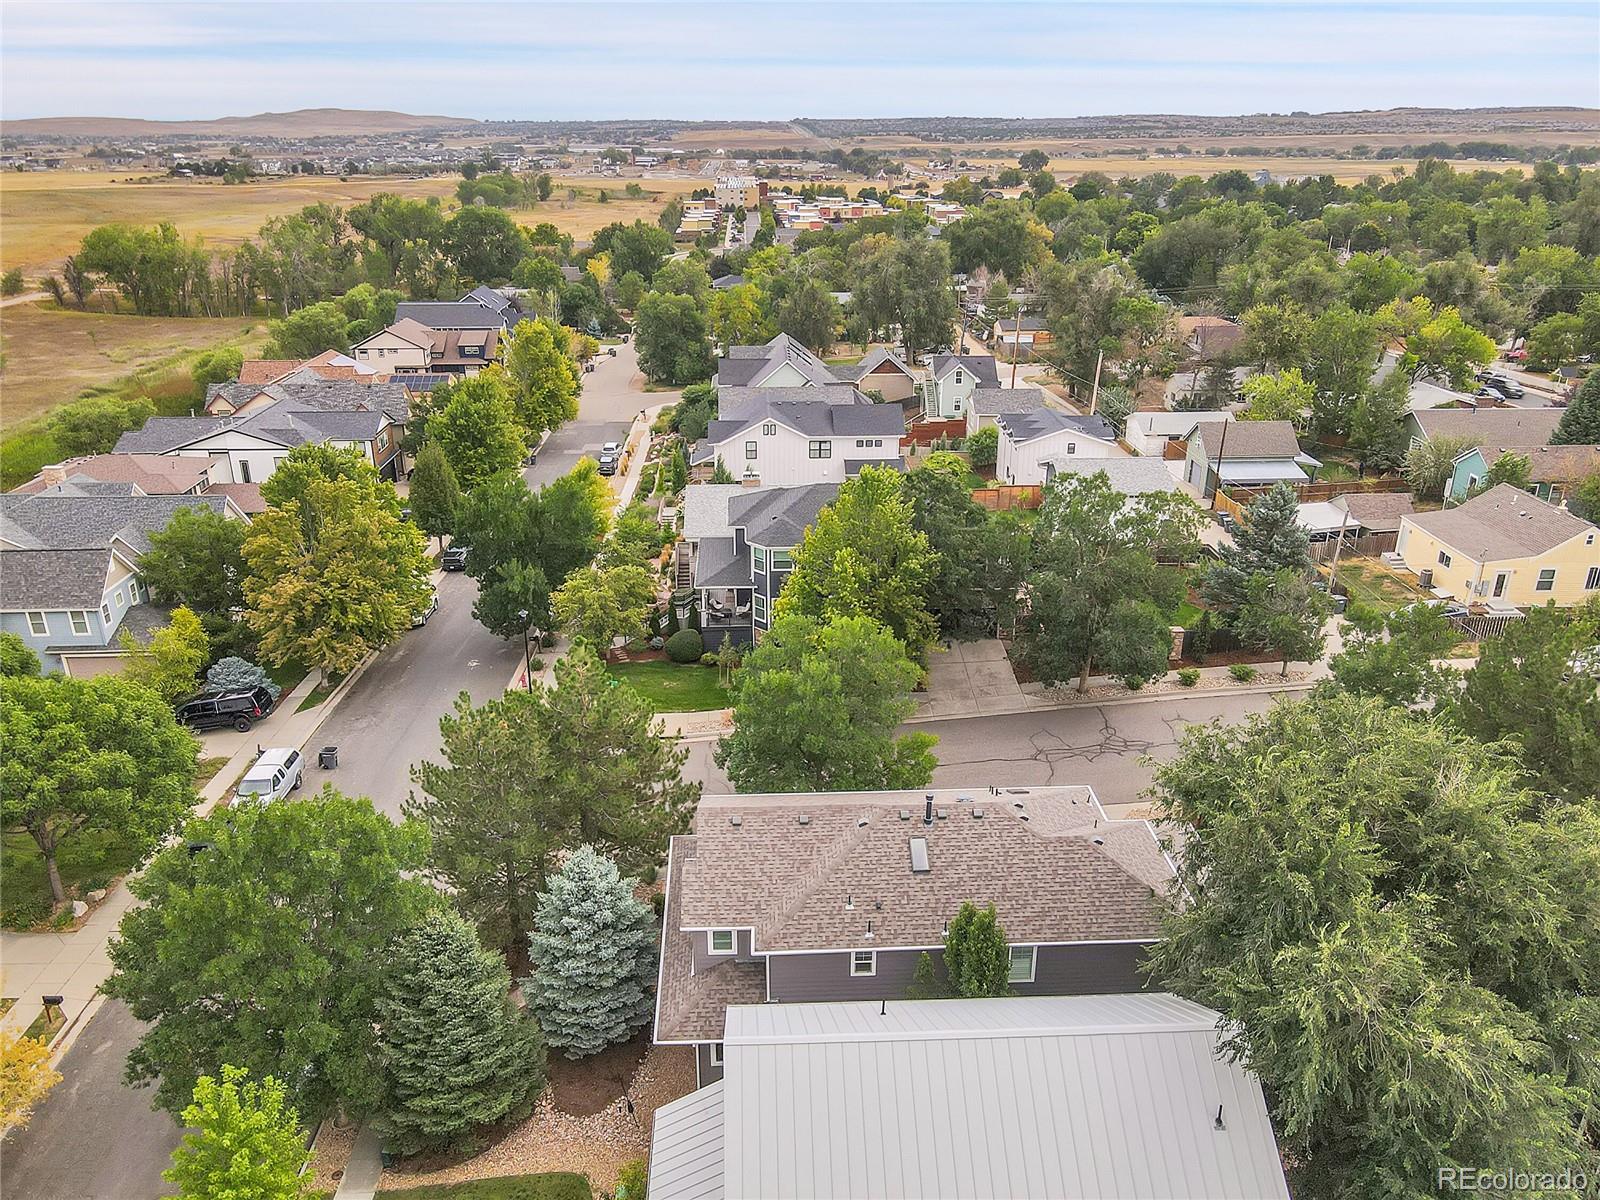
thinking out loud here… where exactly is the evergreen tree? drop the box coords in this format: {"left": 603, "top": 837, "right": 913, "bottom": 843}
{"left": 164, "top": 1066, "right": 310, "bottom": 1200}
{"left": 407, "top": 442, "right": 461, "bottom": 552}
{"left": 375, "top": 910, "right": 545, "bottom": 1155}
{"left": 943, "top": 902, "right": 1010, "bottom": 998}
{"left": 1199, "top": 482, "right": 1312, "bottom": 618}
{"left": 526, "top": 846, "right": 657, "bottom": 1059}
{"left": 710, "top": 458, "right": 735, "bottom": 484}
{"left": 1552, "top": 370, "right": 1600, "bottom": 444}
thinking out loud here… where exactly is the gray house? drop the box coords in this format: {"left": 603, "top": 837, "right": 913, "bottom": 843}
{"left": 654, "top": 786, "right": 1176, "bottom": 1086}
{"left": 0, "top": 482, "right": 242, "bottom": 674}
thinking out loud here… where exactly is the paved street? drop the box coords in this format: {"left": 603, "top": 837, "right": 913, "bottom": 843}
{"left": 1, "top": 1001, "right": 180, "bottom": 1200}
{"left": 524, "top": 338, "right": 652, "bottom": 489}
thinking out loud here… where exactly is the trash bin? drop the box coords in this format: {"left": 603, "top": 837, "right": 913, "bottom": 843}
{"left": 319, "top": 746, "right": 338, "bottom": 769}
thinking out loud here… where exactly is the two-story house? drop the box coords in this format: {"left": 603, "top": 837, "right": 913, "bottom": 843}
{"left": 392, "top": 298, "right": 516, "bottom": 333}
{"left": 1446, "top": 442, "right": 1600, "bottom": 504}
{"left": 922, "top": 354, "right": 1000, "bottom": 420}
{"left": 0, "top": 483, "right": 245, "bottom": 675}
{"left": 682, "top": 482, "right": 839, "bottom": 646}
{"left": 690, "top": 393, "right": 904, "bottom": 487}
{"left": 827, "top": 346, "right": 921, "bottom": 403}
{"left": 712, "top": 333, "right": 853, "bottom": 390}
{"left": 995, "top": 408, "right": 1120, "bottom": 486}
{"left": 964, "top": 384, "right": 1051, "bottom": 435}
{"left": 351, "top": 317, "right": 500, "bottom": 376}
{"left": 654, "top": 786, "right": 1176, "bottom": 1086}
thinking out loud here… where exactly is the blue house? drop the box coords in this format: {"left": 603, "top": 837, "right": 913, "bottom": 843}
{"left": 1446, "top": 443, "right": 1600, "bottom": 504}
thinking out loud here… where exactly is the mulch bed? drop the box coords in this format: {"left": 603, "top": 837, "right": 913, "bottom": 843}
{"left": 548, "top": 1031, "right": 650, "bottom": 1117}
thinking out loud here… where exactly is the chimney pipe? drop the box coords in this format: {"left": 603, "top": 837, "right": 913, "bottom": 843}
{"left": 923, "top": 795, "right": 933, "bottom": 826}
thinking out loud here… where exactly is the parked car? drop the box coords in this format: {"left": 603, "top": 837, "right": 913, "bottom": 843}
{"left": 1479, "top": 375, "right": 1525, "bottom": 399}
{"left": 412, "top": 590, "right": 439, "bottom": 628}
{"left": 234, "top": 747, "right": 304, "bottom": 805}
{"left": 597, "top": 454, "right": 618, "bottom": 476}
{"left": 584, "top": 362, "right": 595, "bottom": 373}
{"left": 175, "top": 686, "right": 277, "bottom": 733}
{"left": 607, "top": 347, "right": 617, "bottom": 357}
{"left": 441, "top": 545, "right": 469, "bottom": 571}
{"left": 601, "top": 441, "right": 622, "bottom": 456}
{"left": 1504, "top": 347, "right": 1528, "bottom": 363}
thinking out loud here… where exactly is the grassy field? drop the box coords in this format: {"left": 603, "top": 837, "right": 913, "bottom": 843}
{"left": 607, "top": 659, "right": 730, "bottom": 712}
{"left": 381, "top": 1175, "right": 592, "bottom": 1200}
{"left": 0, "top": 300, "right": 267, "bottom": 426}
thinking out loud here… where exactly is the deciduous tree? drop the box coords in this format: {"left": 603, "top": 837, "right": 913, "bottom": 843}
{"left": 1233, "top": 569, "right": 1328, "bottom": 675}
{"left": 550, "top": 564, "right": 655, "bottom": 653}
{"left": 1403, "top": 433, "right": 1478, "bottom": 499}
{"left": 164, "top": 1066, "right": 310, "bottom": 1200}
{"left": 406, "top": 441, "right": 460, "bottom": 552}
{"left": 503, "top": 318, "right": 580, "bottom": 437}
{"left": 0, "top": 1028, "right": 61, "bottom": 1129}
{"left": 120, "top": 605, "right": 210, "bottom": 703}
{"left": 1238, "top": 368, "right": 1313, "bottom": 430}
{"left": 138, "top": 506, "right": 249, "bottom": 616}
{"left": 635, "top": 292, "right": 713, "bottom": 385}
{"left": 1323, "top": 601, "right": 1461, "bottom": 709}
{"left": 426, "top": 373, "right": 528, "bottom": 489}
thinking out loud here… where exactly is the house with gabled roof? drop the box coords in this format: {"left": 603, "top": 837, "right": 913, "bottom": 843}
{"left": 393, "top": 299, "right": 515, "bottom": 332}
{"left": 712, "top": 333, "right": 850, "bottom": 390}
{"left": 996, "top": 408, "right": 1120, "bottom": 486}
{"left": 1402, "top": 404, "right": 1562, "bottom": 452}
{"left": 690, "top": 394, "right": 903, "bottom": 487}
{"left": 964, "top": 383, "right": 1051, "bottom": 435}
{"left": 1446, "top": 442, "right": 1600, "bottom": 504}
{"left": 923, "top": 353, "right": 1000, "bottom": 420}
{"left": 352, "top": 317, "right": 500, "bottom": 376}
{"left": 827, "top": 346, "right": 921, "bottom": 403}
{"left": 654, "top": 785, "right": 1176, "bottom": 1087}
{"left": 1182, "top": 420, "right": 1318, "bottom": 498}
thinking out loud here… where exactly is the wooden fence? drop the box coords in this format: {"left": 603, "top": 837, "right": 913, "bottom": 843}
{"left": 1450, "top": 609, "right": 1525, "bottom": 640}
{"left": 1309, "top": 531, "right": 1399, "bottom": 561}
{"left": 905, "top": 418, "right": 969, "bottom": 446}
{"left": 1226, "top": 477, "right": 1410, "bottom": 504}
{"left": 972, "top": 484, "right": 1043, "bottom": 511}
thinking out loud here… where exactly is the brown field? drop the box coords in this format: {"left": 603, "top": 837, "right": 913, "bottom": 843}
{"left": 0, "top": 300, "right": 268, "bottom": 427}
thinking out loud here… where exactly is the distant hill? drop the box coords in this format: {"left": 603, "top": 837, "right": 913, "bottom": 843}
{"left": 2, "top": 108, "right": 477, "bottom": 138}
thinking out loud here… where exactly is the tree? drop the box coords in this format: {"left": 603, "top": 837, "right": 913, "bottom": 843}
{"left": 1304, "top": 306, "right": 1382, "bottom": 437}
{"left": 551, "top": 564, "right": 655, "bottom": 653}
{"left": 1524, "top": 312, "right": 1586, "bottom": 372}
{"left": 406, "top": 442, "right": 460, "bottom": 551}
{"left": 903, "top": 461, "right": 1027, "bottom": 639}
{"left": 1567, "top": 471, "right": 1600, "bottom": 523}
{"left": 848, "top": 234, "right": 959, "bottom": 359}
{"left": 1345, "top": 369, "right": 1410, "bottom": 475}
{"left": 715, "top": 613, "right": 937, "bottom": 792}
{"left": 407, "top": 647, "right": 696, "bottom": 959}
{"left": 1476, "top": 450, "right": 1533, "bottom": 493}
{"left": 1018, "top": 149, "right": 1049, "bottom": 173}
{"left": 526, "top": 846, "right": 657, "bottom": 1059}
{"left": 0, "top": 1028, "right": 61, "bottom": 1129}
{"left": 593, "top": 220, "right": 672, "bottom": 281}
{"left": 258, "top": 443, "right": 395, "bottom": 513}
{"left": 1324, "top": 602, "right": 1461, "bottom": 709}
{"left": 503, "top": 318, "right": 580, "bottom": 438}
{"left": 476, "top": 558, "right": 552, "bottom": 645}
{"left": 777, "top": 466, "right": 938, "bottom": 656}
{"left": 776, "top": 277, "right": 841, "bottom": 353}
{"left": 206, "top": 656, "right": 282, "bottom": 703}
{"left": 1451, "top": 599, "right": 1600, "bottom": 803}
{"left": 164, "top": 1066, "right": 310, "bottom": 1200}
{"left": 442, "top": 207, "right": 529, "bottom": 283}
{"left": 0, "top": 632, "right": 41, "bottom": 678}
{"left": 943, "top": 902, "right": 1010, "bottom": 998}
{"left": 191, "top": 347, "right": 244, "bottom": 392}
{"left": 1241, "top": 300, "right": 1312, "bottom": 373}
{"left": 265, "top": 301, "right": 351, "bottom": 358}
{"left": 652, "top": 259, "right": 712, "bottom": 306}
{"left": 966, "top": 424, "right": 998, "bottom": 469}
{"left": 454, "top": 463, "right": 609, "bottom": 608}
{"left": 1396, "top": 304, "right": 1496, "bottom": 391}
{"left": 1233, "top": 569, "right": 1328, "bottom": 675}
{"left": 106, "top": 792, "right": 434, "bottom": 1118}
{"left": 48, "top": 394, "right": 153, "bottom": 457}
{"left": 1403, "top": 433, "right": 1478, "bottom": 499}
{"left": 635, "top": 292, "right": 713, "bottom": 385}
{"left": 613, "top": 269, "right": 646, "bottom": 311}
{"left": 138, "top": 506, "right": 249, "bottom": 616}
{"left": 243, "top": 476, "right": 432, "bottom": 676}
{"left": 121, "top": 605, "right": 210, "bottom": 703}
{"left": 1553, "top": 370, "right": 1600, "bottom": 444}
{"left": 1, "top": 673, "right": 196, "bottom": 906}
{"left": 708, "top": 282, "right": 772, "bottom": 348}
{"left": 375, "top": 910, "right": 545, "bottom": 1154}
{"left": 1238, "top": 368, "right": 1313, "bottom": 430}
{"left": 426, "top": 373, "right": 528, "bottom": 489}
{"left": 1200, "top": 482, "right": 1311, "bottom": 617}
{"left": 943, "top": 203, "right": 1048, "bottom": 280}
{"left": 1017, "top": 472, "right": 1202, "bottom": 691}
{"left": 1146, "top": 695, "right": 1600, "bottom": 1197}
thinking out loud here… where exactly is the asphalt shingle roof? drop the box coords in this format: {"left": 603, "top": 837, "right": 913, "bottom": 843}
{"left": 714, "top": 333, "right": 843, "bottom": 388}
{"left": 1410, "top": 407, "right": 1562, "bottom": 447}
{"left": 0, "top": 548, "right": 113, "bottom": 608}
{"left": 1191, "top": 420, "right": 1302, "bottom": 460}
{"left": 1404, "top": 483, "right": 1597, "bottom": 560}
{"left": 968, "top": 386, "right": 1047, "bottom": 416}
{"left": 998, "top": 408, "right": 1116, "bottom": 444}
{"left": 393, "top": 300, "right": 512, "bottom": 330}
{"left": 726, "top": 483, "right": 838, "bottom": 547}
{"left": 929, "top": 354, "right": 999, "bottom": 383}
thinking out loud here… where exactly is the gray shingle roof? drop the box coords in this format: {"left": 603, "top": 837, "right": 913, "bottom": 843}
{"left": 713, "top": 333, "right": 843, "bottom": 388}
{"left": 717, "top": 385, "right": 865, "bottom": 421}
{"left": 393, "top": 300, "right": 512, "bottom": 330}
{"left": 1403, "top": 482, "right": 1597, "bottom": 560}
{"left": 998, "top": 408, "right": 1116, "bottom": 444}
{"left": 118, "top": 382, "right": 406, "bottom": 455}
{"left": 115, "top": 417, "right": 236, "bottom": 454}
{"left": 1410, "top": 406, "right": 1562, "bottom": 447}
{"left": 929, "top": 354, "right": 999, "bottom": 383}
{"left": 0, "top": 491, "right": 232, "bottom": 555}
{"left": 727, "top": 483, "right": 838, "bottom": 548}
{"left": 1044, "top": 458, "right": 1184, "bottom": 496}
{"left": 0, "top": 548, "right": 113, "bottom": 608}
{"left": 968, "top": 385, "right": 1046, "bottom": 416}
{"left": 1190, "top": 420, "right": 1302, "bottom": 460}
{"left": 711, "top": 399, "right": 904, "bottom": 442}
{"left": 693, "top": 537, "right": 752, "bottom": 590}
{"left": 461, "top": 285, "right": 514, "bottom": 313}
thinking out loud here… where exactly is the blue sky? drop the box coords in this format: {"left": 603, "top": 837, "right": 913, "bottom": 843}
{"left": 2, "top": 1, "right": 1597, "bottom": 122}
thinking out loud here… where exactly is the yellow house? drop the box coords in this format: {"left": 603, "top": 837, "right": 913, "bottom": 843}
{"left": 1396, "top": 483, "right": 1600, "bottom": 607}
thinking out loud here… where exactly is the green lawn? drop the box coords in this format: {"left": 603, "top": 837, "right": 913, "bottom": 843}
{"left": 1331, "top": 559, "right": 1427, "bottom": 614}
{"left": 1, "top": 828, "right": 145, "bottom": 930}
{"left": 607, "top": 660, "right": 730, "bottom": 711}
{"left": 380, "top": 1174, "right": 592, "bottom": 1200}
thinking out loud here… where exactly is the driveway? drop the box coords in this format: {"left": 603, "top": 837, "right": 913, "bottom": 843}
{"left": 919, "top": 639, "right": 1023, "bottom": 719}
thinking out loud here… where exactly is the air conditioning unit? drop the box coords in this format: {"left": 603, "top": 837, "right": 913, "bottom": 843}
{"left": 1419, "top": 569, "right": 1434, "bottom": 588}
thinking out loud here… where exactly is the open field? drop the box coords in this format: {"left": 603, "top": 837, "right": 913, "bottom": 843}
{"left": 0, "top": 300, "right": 267, "bottom": 427}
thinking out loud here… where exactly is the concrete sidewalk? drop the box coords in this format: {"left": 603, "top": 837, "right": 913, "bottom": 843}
{"left": 332, "top": 1124, "right": 383, "bottom": 1200}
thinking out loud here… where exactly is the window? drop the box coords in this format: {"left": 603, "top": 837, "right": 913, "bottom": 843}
{"left": 101, "top": 603, "right": 112, "bottom": 623}
{"left": 752, "top": 546, "right": 767, "bottom": 573}
{"left": 1437, "top": 550, "right": 1452, "bottom": 569}
{"left": 850, "top": 950, "right": 876, "bottom": 977}
{"left": 752, "top": 593, "right": 769, "bottom": 626}
{"left": 1586, "top": 567, "right": 1600, "bottom": 590}
{"left": 953, "top": 369, "right": 963, "bottom": 386}
{"left": 708, "top": 1042, "right": 724, "bottom": 1067}
{"left": 26, "top": 611, "right": 47, "bottom": 637}
{"left": 239, "top": 460, "right": 252, "bottom": 484}
{"left": 1008, "top": 945, "right": 1036, "bottom": 984}
{"left": 115, "top": 590, "right": 125, "bottom": 608}
{"left": 771, "top": 550, "right": 792, "bottom": 571}
{"left": 745, "top": 441, "right": 758, "bottom": 461}
{"left": 855, "top": 438, "right": 882, "bottom": 448}
{"left": 1066, "top": 442, "right": 1077, "bottom": 456}
{"left": 71, "top": 610, "right": 92, "bottom": 636}
{"left": 1466, "top": 475, "right": 1479, "bottom": 492}
{"left": 1536, "top": 568, "right": 1557, "bottom": 592}
{"left": 808, "top": 440, "right": 832, "bottom": 459}
{"left": 762, "top": 422, "right": 777, "bottom": 436}
{"left": 708, "top": 930, "right": 735, "bottom": 955}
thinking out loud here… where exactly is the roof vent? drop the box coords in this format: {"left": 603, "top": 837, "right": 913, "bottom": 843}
{"left": 729, "top": 815, "right": 742, "bottom": 828}
{"left": 1092, "top": 836, "right": 1106, "bottom": 846}
{"left": 923, "top": 796, "right": 934, "bottom": 826}
{"left": 898, "top": 809, "right": 911, "bottom": 821}
{"left": 936, "top": 808, "right": 948, "bottom": 820}
{"left": 1018, "top": 811, "right": 1030, "bottom": 821}
{"left": 909, "top": 836, "right": 930, "bottom": 873}
{"left": 797, "top": 814, "right": 810, "bottom": 826}
{"left": 865, "top": 919, "right": 874, "bottom": 940}
{"left": 857, "top": 816, "right": 869, "bottom": 828}
{"left": 972, "top": 806, "right": 985, "bottom": 819}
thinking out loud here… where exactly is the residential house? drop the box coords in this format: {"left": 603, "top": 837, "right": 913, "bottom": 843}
{"left": 682, "top": 483, "right": 838, "bottom": 646}
{"left": 1176, "top": 314, "right": 1245, "bottom": 362}
{"left": 827, "top": 346, "right": 920, "bottom": 404}
{"left": 995, "top": 408, "right": 1120, "bottom": 486}
{"left": 690, "top": 394, "right": 904, "bottom": 487}
{"left": 235, "top": 349, "right": 383, "bottom": 389}
{"left": 1124, "top": 409, "right": 1232, "bottom": 457}
{"left": 13, "top": 454, "right": 220, "bottom": 497}
{"left": 647, "top": 994, "right": 1289, "bottom": 1200}
{"left": 654, "top": 786, "right": 1176, "bottom": 1086}
{"left": 1041, "top": 456, "right": 1187, "bottom": 498}
{"left": 922, "top": 354, "right": 1000, "bottom": 420}
{"left": 0, "top": 484, "right": 244, "bottom": 675}
{"left": 990, "top": 313, "right": 1052, "bottom": 360}
{"left": 392, "top": 299, "right": 515, "bottom": 332}
{"left": 352, "top": 317, "right": 500, "bottom": 375}
{"left": 1446, "top": 443, "right": 1600, "bottom": 504}
{"left": 116, "top": 382, "right": 410, "bottom": 483}
{"left": 712, "top": 333, "right": 848, "bottom": 390}
{"left": 964, "top": 384, "right": 1049, "bottom": 435}
{"left": 1395, "top": 483, "right": 1600, "bottom": 607}
{"left": 1401, "top": 405, "right": 1562, "bottom": 453}
{"left": 1324, "top": 491, "right": 1416, "bottom": 555}
{"left": 1182, "top": 420, "right": 1318, "bottom": 498}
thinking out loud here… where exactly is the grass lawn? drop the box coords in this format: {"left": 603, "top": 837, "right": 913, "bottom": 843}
{"left": 195, "top": 755, "right": 231, "bottom": 788}
{"left": 296, "top": 680, "right": 337, "bottom": 712}
{"left": 380, "top": 1175, "right": 592, "bottom": 1200}
{"left": 0, "top": 828, "right": 144, "bottom": 930}
{"left": 607, "top": 660, "right": 730, "bottom": 711}
{"left": 1331, "top": 558, "right": 1427, "bottom": 614}
{"left": 265, "top": 659, "right": 309, "bottom": 692}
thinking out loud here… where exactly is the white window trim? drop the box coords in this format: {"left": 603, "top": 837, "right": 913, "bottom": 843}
{"left": 708, "top": 929, "right": 735, "bottom": 955}
{"left": 850, "top": 949, "right": 877, "bottom": 977}
{"left": 101, "top": 604, "right": 112, "bottom": 624}
{"left": 708, "top": 1042, "right": 724, "bottom": 1066}
{"left": 71, "top": 610, "right": 93, "bottom": 636}
{"left": 752, "top": 593, "right": 769, "bottom": 626}
{"left": 752, "top": 546, "right": 767, "bottom": 573}
{"left": 26, "top": 611, "right": 48, "bottom": 636}
{"left": 1008, "top": 944, "right": 1037, "bottom": 984}
{"left": 1536, "top": 568, "right": 1556, "bottom": 591}
{"left": 1585, "top": 566, "right": 1600, "bottom": 590}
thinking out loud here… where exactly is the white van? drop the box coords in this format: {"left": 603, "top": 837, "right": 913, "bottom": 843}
{"left": 234, "top": 748, "right": 304, "bottom": 805}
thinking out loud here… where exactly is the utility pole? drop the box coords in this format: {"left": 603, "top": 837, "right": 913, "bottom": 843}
{"left": 1208, "top": 418, "right": 1230, "bottom": 511}
{"left": 1009, "top": 307, "right": 1022, "bottom": 388}
{"left": 1326, "top": 505, "right": 1353, "bottom": 594}
{"left": 1088, "top": 348, "right": 1104, "bottom": 415}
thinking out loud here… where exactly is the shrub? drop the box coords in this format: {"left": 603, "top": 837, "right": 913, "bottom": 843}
{"left": 205, "top": 656, "right": 283, "bottom": 704}
{"left": 1177, "top": 667, "right": 1201, "bottom": 687}
{"left": 616, "top": 1158, "right": 649, "bottom": 1200}
{"left": 1121, "top": 674, "right": 1146, "bottom": 691}
{"left": 699, "top": 652, "right": 717, "bottom": 666}
{"left": 664, "top": 628, "right": 704, "bottom": 663}
{"left": 1228, "top": 663, "right": 1258, "bottom": 682}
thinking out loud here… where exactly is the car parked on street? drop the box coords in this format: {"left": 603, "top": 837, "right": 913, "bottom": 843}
{"left": 597, "top": 453, "right": 618, "bottom": 476}
{"left": 601, "top": 442, "right": 622, "bottom": 456}
{"left": 1476, "top": 373, "right": 1525, "bottom": 399}
{"left": 441, "top": 545, "right": 469, "bottom": 571}
{"left": 234, "top": 747, "right": 303, "bottom": 805}
{"left": 412, "top": 589, "right": 439, "bottom": 627}
{"left": 175, "top": 686, "right": 276, "bottom": 732}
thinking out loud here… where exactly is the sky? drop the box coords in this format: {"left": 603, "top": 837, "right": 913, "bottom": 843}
{"left": 1, "top": 1, "right": 1597, "bottom": 123}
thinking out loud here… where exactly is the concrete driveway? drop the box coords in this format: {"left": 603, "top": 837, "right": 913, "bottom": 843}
{"left": 919, "top": 639, "right": 1023, "bottom": 719}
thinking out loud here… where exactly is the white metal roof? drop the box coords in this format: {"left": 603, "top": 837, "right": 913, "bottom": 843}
{"left": 649, "top": 1080, "right": 725, "bottom": 1200}
{"left": 1296, "top": 501, "right": 1356, "bottom": 535}
{"left": 1215, "top": 461, "right": 1309, "bottom": 485}
{"left": 651, "top": 994, "right": 1290, "bottom": 1200}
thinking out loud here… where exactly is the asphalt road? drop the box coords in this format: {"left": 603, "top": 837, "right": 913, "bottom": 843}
{"left": 1, "top": 1001, "right": 180, "bottom": 1200}
{"left": 524, "top": 339, "right": 651, "bottom": 490}
{"left": 679, "top": 688, "right": 1305, "bottom": 807}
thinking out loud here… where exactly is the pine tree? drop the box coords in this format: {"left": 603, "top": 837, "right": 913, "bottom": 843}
{"left": 407, "top": 442, "right": 462, "bottom": 553}
{"left": 943, "top": 902, "right": 1010, "bottom": 998}
{"left": 1552, "top": 371, "right": 1600, "bottom": 444}
{"left": 526, "top": 845, "right": 657, "bottom": 1059}
{"left": 375, "top": 909, "right": 546, "bottom": 1155}
{"left": 710, "top": 457, "right": 735, "bottom": 484}
{"left": 1200, "top": 482, "right": 1312, "bottom": 618}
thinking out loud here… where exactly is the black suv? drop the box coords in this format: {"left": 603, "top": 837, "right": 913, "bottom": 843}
{"left": 441, "top": 545, "right": 469, "bottom": 571}
{"left": 175, "top": 686, "right": 276, "bottom": 732}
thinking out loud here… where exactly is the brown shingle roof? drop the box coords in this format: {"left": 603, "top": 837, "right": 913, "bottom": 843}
{"left": 1486, "top": 443, "right": 1600, "bottom": 484}
{"left": 657, "top": 837, "right": 767, "bottom": 1041}
{"left": 1410, "top": 407, "right": 1562, "bottom": 447}
{"left": 1332, "top": 491, "right": 1416, "bottom": 533}
{"left": 1403, "top": 483, "right": 1597, "bottom": 560}
{"left": 202, "top": 483, "right": 267, "bottom": 514}
{"left": 14, "top": 454, "right": 210, "bottom": 496}
{"left": 1191, "top": 420, "right": 1301, "bottom": 460}
{"left": 238, "top": 359, "right": 308, "bottom": 385}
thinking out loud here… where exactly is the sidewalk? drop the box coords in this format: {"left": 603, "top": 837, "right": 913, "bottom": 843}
{"left": 332, "top": 1124, "right": 382, "bottom": 1200}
